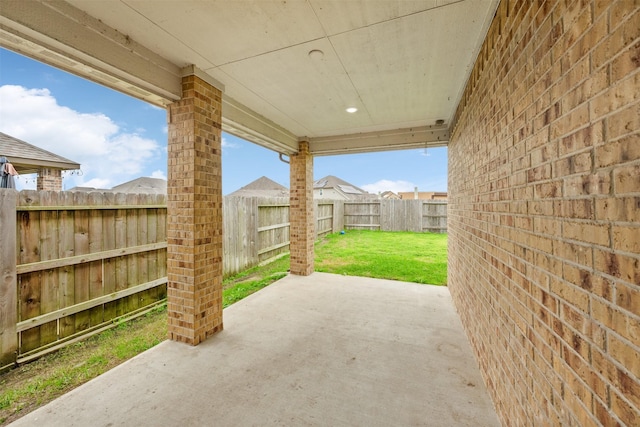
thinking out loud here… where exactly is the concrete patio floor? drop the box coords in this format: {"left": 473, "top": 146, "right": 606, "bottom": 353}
{"left": 11, "top": 273, "right": 499, "bottom": 427}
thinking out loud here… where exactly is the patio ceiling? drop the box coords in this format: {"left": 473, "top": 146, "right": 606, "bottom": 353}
{"left": 0, "top": 0, "right": 498, "bottom": 155}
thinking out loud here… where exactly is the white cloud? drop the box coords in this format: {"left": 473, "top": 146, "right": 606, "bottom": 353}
{"left": 361, "top": 179, "right": 416, "bottom": 194}
{"left": 221, "top": 136, "right": 237, "bottom": 149}
{"left": 0, "top": 85, "right": 162, "bottom": 190}
{"left": 81, "top": 178, "right": 111, "bottom": 189}
{"left": 150, "top": 170, "right": 167, "bottom": 180}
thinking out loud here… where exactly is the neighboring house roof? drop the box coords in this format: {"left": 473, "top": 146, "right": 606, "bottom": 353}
{"left": 227, "top": 176, "right": 289, "bottom": 197}
{"left": 0, "top": 132, "right": 81, "bottom": 174}
{"left": 66, "top": 186, "right": 103, "bottom": 192}
{"left": 313, "top": 175, "right": 375, "bottom": 200}
{"left": 111, "top": 177, "right": 167, "bottom": 194}
{"left": 398, "top": 191, "right": 448, "bottom": 200}
{"left": 381, "top": 191, "right": 400, "bottom": 199}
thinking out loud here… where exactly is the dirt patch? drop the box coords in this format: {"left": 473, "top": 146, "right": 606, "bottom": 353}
{"left": 223, "top": 273, "right": 263, "bottom": 289}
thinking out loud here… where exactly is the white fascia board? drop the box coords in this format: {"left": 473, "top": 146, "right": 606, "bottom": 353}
{"left": 222, "top": 96, "right": 299, "bottom": 155}
{"left": 0, "top": 0, "right": 181, "bottom": 106}
{"left": 308, "top": 126, "right": 450, "bottom": 156}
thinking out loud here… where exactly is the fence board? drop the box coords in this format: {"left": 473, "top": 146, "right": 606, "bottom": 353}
{"left": 422, "top": 201, "right": 447, "bottom": 233}
{"left": 73, "top": 196, "right": 91, "bottom": 333}
{"left": 408, "top": 200, "right": 422, "bottom": 232}
{"left": 126, "top": 194, "right": 140, "bottom": 315}
{"left": 102, "top": 195, "right": 117, "bottom": 323}
{"left": 137, "top": 203, "right": 151, "bottom": 309}
{"left": 12, "top": 191, "right": 169, "bottom": 361}
{"left": 114, "top": 193, "right": 128, "bottom": 317}
{"left": 257, "top": 200, "right": 289, "bottom": 263}
{"left": 0, "top": 190, "right": 17, "bottom": 371}
{"left": 18, "top": 202, "right": 42, "bottom": 352}
{"left": 316, "top": 202, "right": 334, "bottom": 236}
{"left": 344, "top": 202, "right": 380, "bottom": 230}
{"left": 88, "top": 192, "right": 104, "bottom": 327}
{"left": 145, "top": 205, "right": 158, "bottom": 305}
{"left": 39, "top": 191, "right": 58, "bottom": 348}
{"left": 157, "top": 206, "right": 167, "bottom": 300}
{"left": 57, "top": 192, "right": 76, "bottom": 339}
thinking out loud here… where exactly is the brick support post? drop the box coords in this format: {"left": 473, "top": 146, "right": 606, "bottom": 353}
{"left": 166, "top": 73, "right": 223, "bottom": 345}
{"left": 289, "top": 141, "right": 314, "bottom": 276}
{"left": 36, "top": 168, "right": 62, "bottom": 191}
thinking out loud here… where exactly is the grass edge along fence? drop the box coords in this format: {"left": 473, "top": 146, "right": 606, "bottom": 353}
{"left": 1, "top": 190, "right": 446, "bottom": 371}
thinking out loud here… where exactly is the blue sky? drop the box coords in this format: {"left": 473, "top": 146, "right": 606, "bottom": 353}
{"left": 0, "top": 48, "right": 447, "bottom": 195}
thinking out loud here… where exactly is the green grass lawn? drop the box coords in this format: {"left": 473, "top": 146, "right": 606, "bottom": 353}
{"left": 315, "top": 230, "right": 447, "bottom": 285}
{"left": 0, "top": 230, "right": 446, "bottom": 425}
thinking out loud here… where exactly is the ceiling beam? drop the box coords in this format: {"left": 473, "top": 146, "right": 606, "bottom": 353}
{"left": 222, "top": 96, "right": 299, "bottom": 155}
{"left": 308, "top": 125, "right": 449, "bottom": 156}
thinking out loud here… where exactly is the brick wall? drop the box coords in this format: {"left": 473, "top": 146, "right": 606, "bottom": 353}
{"left": 448, "top": 1, "right": 639, "bottom": 425}
{"left": 36, "top": 168, "right": 62, "bottom": 191}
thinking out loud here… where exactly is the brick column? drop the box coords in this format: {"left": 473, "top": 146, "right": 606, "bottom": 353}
{"left": 289, "top": 141, "right": 314, "bottom": 275}
{"left": 36, "top": 168, "right": 62, "bottom": 191}
{"left": 166, "top": 73, "right": 223, "bottom": 345}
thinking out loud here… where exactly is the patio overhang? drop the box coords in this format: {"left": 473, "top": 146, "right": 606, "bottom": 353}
{"left": 0, "top": 0, "right": 499, "bottom": 155}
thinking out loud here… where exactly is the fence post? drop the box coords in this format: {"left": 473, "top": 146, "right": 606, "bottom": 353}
{"left": 0, "top": 189, "right": 17, "bottom": 372}
{"left": 333, "top": 200, "right": 344, "bottom": 232}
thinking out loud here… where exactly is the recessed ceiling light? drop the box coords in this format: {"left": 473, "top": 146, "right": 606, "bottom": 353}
{"left": 346, "top": 107, "right": 358, "bottom": 113}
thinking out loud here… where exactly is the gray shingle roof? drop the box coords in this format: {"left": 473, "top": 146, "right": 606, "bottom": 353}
{"left": 0, "top": 132, "right": 80, "bottom": 173}
{"left": 313, "top": 175, "right": 367, "bottom": 193}
{"left": 227, "top": 176, "right": 289, "bottom": 197}
{"left": 111, "top": 177, "right": 167, "bottom": 194}
{"left": 313, "top": 175, "right": 376, "bottom": 200}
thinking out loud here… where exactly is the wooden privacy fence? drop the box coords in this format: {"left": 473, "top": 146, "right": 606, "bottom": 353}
{"left": 344, "top": 199, "right": 447, "bottom": 233}
{"left": 223, "top": 197, "right": 345, "bottom": 276}
{"left": 0, "top": 190, "right": 167, "bottom": 371}
{"left": 223, "top": 198, "right": 446, "bottom": 275}
{"left": 0, "top": 192, "right": 446, "bottom": 370}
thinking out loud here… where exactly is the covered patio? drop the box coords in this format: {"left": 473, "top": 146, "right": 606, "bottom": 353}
{"left": 2, "top": 0, "right": 638, "bottom": 424}
{"left": 9, "top": 273, "right": 498, "bottom": 427}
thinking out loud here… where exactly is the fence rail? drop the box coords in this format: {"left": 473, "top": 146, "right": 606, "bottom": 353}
{"left": 1, "top": 190, "right": 167, "bottom": 371}
{"left": 1, "top": 191, "right": 446, "bottom": 371}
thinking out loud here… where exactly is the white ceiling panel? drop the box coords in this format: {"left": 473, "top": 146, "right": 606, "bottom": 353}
{"left": 122, "top": 0, "right": 326, "bottom": 66}
{"left": 1, "top": 0, "right": 499, "bottom": 154}
{"left": 217, "top": 37, "right": 374, "bottom": 136}
{"left": 309, "top": 0, "right": 439, "bottom": 36}
{"left": 330, "top": 0, "right": 492, "bottom": 126}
